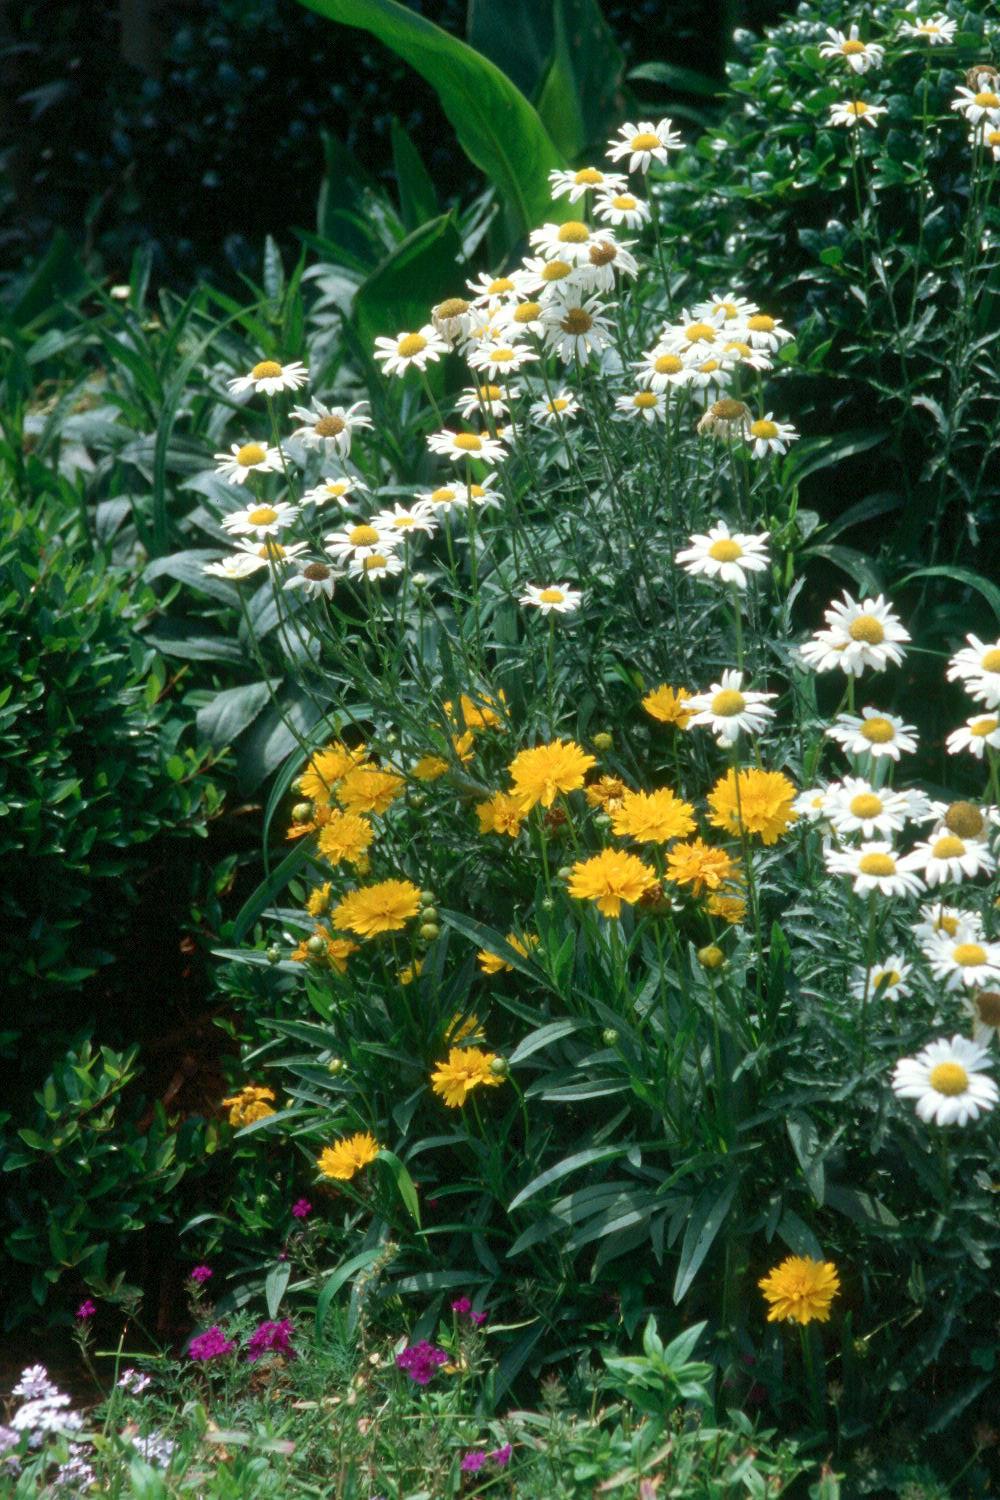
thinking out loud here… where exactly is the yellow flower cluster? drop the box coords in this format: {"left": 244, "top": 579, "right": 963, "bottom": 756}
{"left": 221, "top": 1085, "right": 276, "bottom": 1128}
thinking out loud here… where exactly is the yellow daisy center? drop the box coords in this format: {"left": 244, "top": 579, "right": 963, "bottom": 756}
{"left": 431, "top": 487, "right": 456, "bottom": 504}
{"left": 397, "top": 333, "right": 428, "bottom": 357}
{"left": 348, "top": 525, "right": 380, "bottom": 546}
{"left": 236, "top": 443, "right": 267, "bottom": 467}
{"left": 558, "top": 220, "right": 590, "bottom": 243}
{"left": 849, "top": 793, "right": 883, "bottom": 819}
{"left": 726, "top": 340, "right": 752, "bottom": 357}
{"left": 248, "top": 505, "right": 278, "bottom": 525}
{"left": 708, "top": 538, "right": 743, "bottom": 562}
{"left": 933, "top": 835, "right": 966, "bottom": 859}
{"left": 920, "top": 21, "right": 940, "bottom": 31}
{"left": 548, "top": 398, "right": 569, "bottom": 412}
{"left": 841, "top": 38, "right": 866, "bottom": 53}
{"left": 937, "top": 914, "right": 960, "bottom": 936}
{"left": 612, "top": 194, "right": 637, "bottom": 209}
{"left": 655, "top": 354, "right": 684, "bottom": 374}
{"left": 561, "top": 308, "right": 593, "bottom": 334}
{"left": 539, "top": 588, "right": 565, "bottom": 604}
{"left": 325, "top": 482, "right": 348, "bottom": 495}
{"left": 479, "top": 383, "right": 502, "bottom": 399}
{"left": 633, "top": 392, "right": 658, "bottom": 409}
{"left": 314, "top": 414, "right": 345, "bottom": 437}
{"left": 849, "top": 615, "right": 885, "bottom": 644}
{"left": 574, "top": 167, "right": 603, "bottom": 184}
{"left": 750, "top": 419, "right": 779, "bottom": 439}
{"left": 513, "top": 302, "right": 542, "bottom": 322}
{"left": 711, "top": 689, "right": 746, "bottom": 717}
{"left": 971, "top": 717, "right": 999, "bottom": 736}
{"left": 715, "top": 300, "right": 738, "bottom": 317}
{"left": 954, "top": 943, "right": 987, "bottom": 966}
{"left": 849, "top": 101, "right": 870, "bottom": 115}
{"left": 685, "top": 322, "right": 717, "bottom": 343}
{"left": 928, "top": 1061, "right": 969, "bottom": 1095}
{"left": 362, "top": 554, "right": 388, "bottom": 572}
{"left": 747, "top": 314, "right": 776, "bottom": 332}
{"left": 630, "top": 131, "right": 661, "bottom": 150}
{"left": 257, "top": 542, "right": 285, "bottom": 558}
{"left": 250, "top": 360, "right": 283, "bottom": 379}
{"left": 988, "top": 131, "right": 1000, "bottom": 147}
{"left": 699, "top": 359, "right": 720, "bottom": 373}
{"left": 975, "top": 91, "right": 1000, "bottom": 107}
{"left": 541, "top": 260, "right": 572, "bottom": 281}
{"left": 874, "top": 968, "right": 901, "bottom": 988}
{"left": 453, "top": 433, "right": 483, "bottom": 451}
{"left": 468, "top": 483, "right": 485, "bottom": 498}
{"left": 860, "top": 716, "right": 895, "bottom": 744}
{"left": 858, "top": 852, "right": 895, "bottom": 876}
{"left": 980, "top": 648, "right": 1000, "bottom": 672}
{"left": 490, "top": 347, "right": 516, "bottom": 363}
{"left": 436, "top": 297, "right": 469, "bottom": 319}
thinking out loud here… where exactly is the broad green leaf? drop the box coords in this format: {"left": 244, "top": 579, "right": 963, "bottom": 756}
{"left": 672, "top": 1177, "right": 737, "bottom": 1303}
{"left": 196, "top": 680, "right": 277, "bottom": 748}
{"left": 315, "top": 1249, "right": 385, "bottom": 1341}
{"left": 534, "top": 0, "right": 627, "bottom": 159}
{"left": 296, "top": 0, "right": 564, "bottom": 234}
{"left": 232, "top": 841, "right": 313, "bottom": 944}
{"left": 264, "top": 1260, "right": 291, "bottom": 1319}
{"left": 352, "top": 215, "right": 464, "bottom": 349}
{"left": 377, "top": 1149, "right": 422, "bottom": 1227}
{"left": 508, "top": 1145, "right": 628, "bottom": 1211}
{"left": 897, "top": 565, "right": 1000, "bottom": 623}
{"left": 391, "top": 119, "right": 439, "bottom": 231}
{"left": 627, "top": 60, "right": 720, "bottom": 98}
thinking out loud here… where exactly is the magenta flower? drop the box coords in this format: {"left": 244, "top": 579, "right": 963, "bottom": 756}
{"left": 489, "top": 1443, "right": 513, "bottom": 1468}
{"left": 460, "top": 1450, "right": 487, "bottom": 1473}
{"left": 188, "top": 1326, "right": 236, "bottom": 1362}
{"left": 451, "top": 1296, "right": 472, "bottom": 1315}
{"left": 247, "top": 1319, "right": 296, "bottom": 1362}
{"left": 189, "top": 1265, "right": 213, "bottom": 1285}
{"left": 395, "top": 1341, "right": 448, "bottom": 1385}
{"left": 291, "top": 1198, "right": 312, "bottom": 1220}
{"left": 75, "top": 1299, "right": 96, "bottom": 1321}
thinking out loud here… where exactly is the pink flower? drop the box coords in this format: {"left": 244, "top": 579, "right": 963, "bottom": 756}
{"left": 190, "top": 1265, "right": 213, "bottom": 1285}
{"left": 246, "top": 1319, "right": 295, "bottom": 1362}
{"left": 188, "top": 1326, "right": 236, "bottom": 1362}
{"left": 460, "top": 1450, "right": 486, "bottom": 1473}
{"left": 291, "top": 1198, "right": 312, "bottom": 1219}
{"left": 75, "top": 1299, "right": 96, "bottom": 1321}
{"left": 451, "top": 1297, "right": 472, "bottom": 1315}
{"left": 489, "top": 1443, "right": 512, "bottom": 1468}
{"left": 395, "top": 1341, "right": 448, "bottom": 1385}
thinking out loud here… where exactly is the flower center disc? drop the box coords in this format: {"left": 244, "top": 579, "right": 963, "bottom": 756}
{"left": 431, "top": 488, "right": 456, "bottom": 504}
{"left": 954, "top": 943, "right": 987, "bottom": 966}
{"left": 613, "top": 195, "right": 637, "bottom": 209}
{"left": 860, "top": 717, "right": 895, "bottom": 743}
{"left": 980, "top": 648, "right": 1000, "bottom": 672}
{"left": 542, "top": 260, "right": 572, "bottom": 281}
{"left": 514, "top": 302, "right": 541, "bottom": 322}
{"left": 558, "top": 221, "right": 590, "bottom": 243}
{"left": 841, "top": 38, "right": 866, "bottom": 53}
{"left": 248, "top": 506, "right": 278, "bottom": 525}
{"left": 630, "top": 131, "right": 661, "bottom": 150}
{"left": 490, "top": 348, "right": 515, "bottom": 363}
{"left": 975, "top": 91, "right": 1000, "bottom": 107}
{"left": 858, "top": 853, "right": 895, "bottom": 876}
{"left": 711, "top": 689, "right": 746, "bottom": 716}
{"left": 928, "top": 1061, "right": 969, "bottom": 1095}
{"left": 574, "top": 167, "right": 603, "bottom": 183}
{"left": 315, "top": 414, "right": 346, "bottom": 436}
{"left": 251, "top": 360, "right": 283, "bottom": 379}
{"left": 932, "top": 835, "right": 966, "bottom": 859}
{"left": 349, "top": 525, "right": 380, "bottom": 546}
{"left": 751, "top": 419, "right": 779, "bottom": 439}
{"left": 747, "top": 314, "right": 776, "bottom": 332}
{"left": 634, "top": 392, "right": 658, "bottom": 408}
{"left": 849, "top": 793, "right": 883, "bottom": 818}
{"left": 539, "top": 589, "right": 564, "bottom": 604}
{"left": 590, "top": 242, "right": 617, "bottom": 266}
{"left": 363, "top": 555, "right": 387, "bottom": 572}
{"left": 304, "top": 563, "right": 331, "bottom": 580}
{"left": 685, "top": 322, "right": 716, "bottom": 343}
{"left": 436, "top": 298, "right": 469, "bottom": 318}
{"left": 849, "top": 615, "right": 885, "bottom": 644}
{"left": 708, "top": 538, "right": 743, "bottom": 562}
{"left": 561, "top": 309, "right": 593, "bottom": 334}
{"left": 397, "top": 333, "right": 428, "bottom": 357}
{"left": 489, "top": 277, "right": 514, "bottom": 293}
{"left": 454, "top": 433, "right": 482, "bottom": 450}
{"left": 655, "top": 354, "right": 684, "bottom": 374}
{"left": 237, "top": 443, "right": 267, "bottom": 466}
{"left": 972, "top": 717, "right": 999, "bottom": 737}
{"left": 975, "top": 991, "right": 1000, "bottom": 1027}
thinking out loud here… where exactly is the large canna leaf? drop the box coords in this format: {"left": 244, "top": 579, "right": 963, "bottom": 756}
{"left": 296, "top": 0, "right": 564, "bottom": 235}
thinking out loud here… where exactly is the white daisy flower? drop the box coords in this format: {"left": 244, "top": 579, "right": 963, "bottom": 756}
{"left": 946, "top": 634, "right": 1000, "bottom": 707}
{"left": 202, "top": 553, "right": 266, "bottom": 581}
{"left": 283, "top": 559, "right": 339, "bottom": 599}
{"left": 685, "top": 356, "right": 733, "bottom": 391}
{"left": 947, "top": 713, "right": 1000, "bottom": 758}
{"left": 793, "top": 785, "right": 831, "bottom": 822}
{"left": 825, "top": 778, "right": 915, "bottom": 839}
{"left": 371, "top": 503, "right": 438, "bottom": 537}
{"left": 455, "top": 383, "right": 513, "bottom": 422}
{"left": 497, "top": 298, "right": 547, "bottom": 338}
{"left": 963, "top": 989, "right": 1000, "bottom": 1047}
{"left": 420, "top": 483, "right": 467, "bottom": 515}
{"left": 233, "top": 537, "right": 308, "bottom": 568}
{"left": 829, "top": 99, "right": 888, "bottom": 128}
{"left": 540, "top": 292, "right": 616, "bottom": 364}
{"left": 221, "top": 499, "right": 299, "bottom": 538}
{"left": 742, "top": 312, "right": 794, "bottom": 351}
{"left": 529, "top": 390, "right": 581, "bottom": 425}
{"left": 850, "top": 956, "right": 911, "bottom": 1001}
{"left": 518, "top": 582, "right": 582, "bottom": 615}
{"left": 924, "top": 933, "right": 1000, "bottom": 991}
{"left": 691, "top": 292, "right": 759, "bottom": 325}
{"left": 606, "top": 118, "right": 683, "bottom": 173}
{"left": 301, "top": 475, "right": 367, "bottom": 509}
{"left": 826, "top": 707, "right": 918, "bottom": 761}
{"left": 325, "top": 521, "right": 398, "bottom": 564}
{"left": 746, "top": 413, "right": 798, "bottom": 457}
{"left": 614, "top": 389, "right": 667, "bottom": 423}
{"left": 461, "top": 475, "right": 502, "bottom": 509}
{"left": 800, "top": 592, "right": 910, "bottom": 677}
{"left": 593, "top": 189, "right": 651, "bottom": 228}
{"left": 549, "top": 165, "right": 626, "bottom": 202}
{"left": 684, "top": 669, "right": 777, "bottom": 746}
{"left": 824, "top": 841, "right": 925, "bottom": 898}
{"left": 372, "top": 325, "right": 450, "bottom": 377}
{"left": 347, "top": 551, "right": 404, "bottom": 582}
{"left": 720, "top": 338, "right": 773, "bottom": 372}
{"left": 431, "top": 296, "right": 474, "bottom": 347}
{"left": 228, "top": 359, "right": 309, "bottom": 397}
{"left": 465, "top": 269, "right": 535, "bottom": 308}
{"left": 634, "top": 346, "right": 692, "bottom": 391}
{"left": 213, "top": 440, "right": 283, "bottom": 485}
{"left": 915, "top": 902, "right": 984, "bottom": 945}
{"left": 892, "top": 1035, "right": 998, "bottom": 1126}
{"left": 907, "top": 833, "right": 996, "bottom": 888}
{"left": 661, "top": 312, "right": 725, "bottom": 353}
{"left": 675, "top": 521, "right": 770, "bottom": 589}
{"left": 467, "top": 340, "right": 537, "bottom": 378}
{"left": 529, "top": 219, "right": 605, "bottom": 267}
{"left": 426, "top": 428, "right": 507, "bottom": 465}
{"left": 951, "top": 85, "right": 1000, "bottom": 125}
{"left": 575, "top": 237, "right": 639, "bottom": 294}
{"left": 819, "top": 26, "right": 885, "bottom": 73}
{"left": 288, "top": 400, "right": 371, "bottom": 457}
{"left": 899, "top": 14, "right": 956, "bottom": 43}
{"left": 975, "top": 122, "right": 1000, "bottom": 161}
{"left": 518, "top": 254, "right": 583, "bottom": 301}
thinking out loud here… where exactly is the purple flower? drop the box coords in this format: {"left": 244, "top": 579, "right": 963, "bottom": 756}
{"left": 489, "top": 1443, "right": 512, "bottom": 1468}
{"left": 395, "top": 1340, "right": 449, "bottom": 1385}
{"left": 246, "top": 1319, "right": 296, "bottom": 1363}
{"left": 188, "top": 1326, "right": 236, "bottom": 1362}
{"left": 460, "top": 1450, "right": 487, "bottom": 1473}
{"left": 75, "top": 1299, "right": 96, "bottom": 1321}
{"left": 469, "top": 1310, "right": 487, "bottom": 1326}
{"left": 189, "top": 1265, "right": 213, "bottom": 1285}
{"left": 291, "top": 1198, "right": 312, "bottom": 1220}
{"left": 451, "top": 1296, "right": 472, "bottom": 1316}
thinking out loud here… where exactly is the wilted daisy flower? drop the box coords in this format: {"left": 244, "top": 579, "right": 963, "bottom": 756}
{"left": 430, "top": 296, "right": 474, "bottom": 347}
{"left": 347, "top": 551, "right": 404, "bottom": 582}
{"left": 892, "top": 1035, "right": 998, "bottom": 1125}
{"left": 228, "top": 358, "right": 308, "bottom": 397}
{"left": 289, "top": 399, "right": 370, "bottom": 456}
{"left": 800, "top": 592, "right": 910, "bottom": 677}
{"left": 697, "top": 398, "right": 751, "bottom": 439}
{"left": 963, "top": 989, "right": 1000, "bottom": 1046}
{"left": 594, "top": 189, "right": 651, "bottom": 227}
{"left": 606, "top": 118, "right": 683, "bottom": 173}
{"left": 519, "top": 582, "right": 582, "bottom": 615}
{"left": 466, "top": 269, "right": 533, "bottom": 305}
{"left": 467, "top": 340, "right": 537, "bottom": 377}
{"left": 456, "top": 383, "right": 512, "bottom": 421}
{"left": 908, "top": 832, "right": 996, "bottom": 887}
{"left": 915, "top": 902, "right": 983, "bottom": 945}
{"left": 826, "top": 707, "right": 918, "bottom": 761}
{"left": 819, "top": 25, "right": 885, "bottom": 73}
{"left": 829, "top": 99, "right": 888, "bottom": 128}
{"left": 214, "top": 440, "right": 283, "bottom": 484}
{"left": 747, "top": 414, "right": 798, "bottom": 457}
{"left": 530, "top": 390, "right": 581, "bottom": 424}
{"left": 222, "top": 499, "right": 298, "bottom": 538}
{"left": 301, "top": 475, "right": 367, "bottom": 509}
{"left": 824, "top": 841, "right": 925, "bottom": 898}
{"left": 900, "top": 13, "right": 956, "bottom": 43}
{"left": 373, "top": 325, "right": 449, "bottom": 377}
{"left": 541, "top": 292, "right": 615, "bottom": 364}
{"left": 947, "top": 712, "right": 1000, "bottom": 758}
{"left": 951, "top": 84, "right": 1000, "bottom": 124}
{"left": 577, "top": 237, "right": 639, "bottom": 294}
{"left": 924, "top": 931, "right": 1000, "bottom": 990}
{"left": 325, "top": 521, "right": 396, "bottom": 563}
{"left": 549, "top": 164, "right": 626, "bottom": 201}
{"left": 284, "top": 560, "right": 338, "bottom": 599}
{"left": 614, "top": 389, "right": 667, "bottom": 423}
{"left": 675, "top": 521, "right": 769, "bottom": 589}
{"left": 427, "top": 428, "right": 507, "bottom": 465}
{"left": 635, "top": 346, "right": 691, "bottom": 391}
{"left": 203, "top": 553, "right": 266, "bottom": 581}
{"left": 372, "top": 503, "right": 437, "bottom": 537}
{"left": 975, "top": 121, "right": 1000, "bottom": 161}
{"left": 850, "top": 956, "right": 911, "bottom": 1001}
{"left": 946, "top": 634, "right": 1000, "bottom": 706}
{"left": 684, "top": 670, "right": 777, "bottom": 746}
{"left": 743, "top": 312, "right": 794, "bottom": 351}
{"left": 825, "top": 778, "right": 914, "bottom": 838}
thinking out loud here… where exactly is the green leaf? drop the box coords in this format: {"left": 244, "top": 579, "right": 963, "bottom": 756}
{"left": 352, "top": 215, "right": 464, "bottom": 349}
{"left": 377, "top": 1149, "right": 422, "bottom": 1227}
{"left": 508, "top": 1019, "right": 587, "bottom": 1065}
{"left": 196, "top": 681, "right": 277, "bottom": 749}
{"left": 315, "top": 1249, "right": 385, "bottom": 1341}
{"left": 672, "top": 1177, "right": 737, "bottom": 1303}
{"left": 264, "top": 1260, "right": 291, "bottom": 1319}
{"left": 534, "top": 0, "right": 627, "bottom": 159}
{"left": 296, "top": 0, "right": 564, "bottom": 235}
{"left": 441, "top": 909, "right": 555, "bottom": 990}
{"left": 140, "top": 622, "right": 247, "bottom": 665}
{"left": 626, "top": 60, "right": 719, "bottom": 98}
{"left": 897, "top": 565, "right": 1000, "bottom": 623}
{"left": 786, "top": 1111, "right": 824, "bottom": 1205}
{"left": 232, "top": 841, "right": 313, "bottom": 944}
{"left": 508, "top": 1145, "right": 628, "bottom": 1211}
{"left": 391, "top": 119, "right": 439, "bottom": 231}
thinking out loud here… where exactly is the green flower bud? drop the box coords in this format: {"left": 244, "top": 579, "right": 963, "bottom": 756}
{"left": 556, "top": 866, "right": 573, "bottom": 882}
{"left": 420, "top": 890, "right": 437, "bottom": 906}
{"left": 592, "top": 732, "right": 614, "bottom": 751}
{"left": 602, "top": 1028, "right": 619, "bottom": 1047}
{"left": 419, "top": 922, "right": 441, "bottom": 941}
{"left": 697, "top": 944, "right": 725, "bottom": 970}
{"left": 307, "top": 934, "right": 328, "bottom": 956}
{"left": 265, "top": 945, "right": 282, "bottom": 964}
{"left": 291, "top": 801, "right": 314, "bottom": 824}
{"left": 420, "top": 906, "right": 438, "bottom": 924}
{"left": 489, "top": 1056, "right": 509, "bottom": 1078}
{"left": 327, "top": 1057, "right": 345, "bottom": 1075}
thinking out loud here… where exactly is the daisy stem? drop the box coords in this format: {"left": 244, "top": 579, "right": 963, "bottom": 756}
{"left": 860, "top": 889, "right": 879, "bottom": 1072}
{"left": 986, "top": 747, "right": 1000, "bottom": 809}
{"left": 546, "top": 614, "right": 557, "bottom": 735}
{"left": 419, "top": 371, "right": 445, "bottom": 430}
{"left": 643, "top": 169, "right": 674, "bottom": 317}
{"left": 730, "top": 586, "right": 745, "bottom": 674}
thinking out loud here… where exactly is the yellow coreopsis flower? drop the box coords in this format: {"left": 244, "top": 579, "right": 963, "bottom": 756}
{"left": 306, "top": 881, "right": 333, "bottom": 917}
{"left": 299, "top": 742, "right": 368, "bottom": 805}
{"left": 316, "top": 1131, "right": 382, "bottom": 1181}
{"left": 610, "top": 787, "right": 696, "bottom": 844}
{"left": 332, "top": 879, "right": 422, "bottom": 938}
{"left": 337, "top": 765, "right": 405, "bottom": 816}
{"left": 642, "top": 685, "right": 693, "bottom": 728}
{"left": 398, "top": 958, "right": 424, "bottom": 985}
{"left": 476, "top": 791, "right": 525, "bottom": 837}
{"left": 584, "top": 775, "right": 628, "bottom": 811}
{"left": 508, "top": 739, "right": 596, "bottom": 812}
{"left": 666, "top": 839, "right": 738, "bottom": 895}
{"left": 567, "top": 848, "right": 656, "bottom": 918}
{"left": 290, "top": 927, "right": 358, "bottom": 972}
{"left": 431, "top": 1046, "right": 503, "bottom": 1108}
{"left": 706, "top": 889, "right": 747, "bottom": 925}
{"left": 317, "top": 809, "right": 375, "bottom": 867}
{"left": 444, "top": 691, "right": 506, "bottom": 733}
{"left": 221, "top": 1085, "right": 276, "bottom": 1128}
{"left": 477, "top": 933, "right": 539, "bottom": 974}
{"left": 411, "top": 755, "right": 449, "bottom": 781}
{"left": 707, "top": 768, "right": 797, "bottom": 845}
{"left": 759, "top": 1256, "right": 840, "bottom": 1325}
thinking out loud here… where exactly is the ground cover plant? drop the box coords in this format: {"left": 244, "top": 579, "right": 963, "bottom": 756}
{"left": 5, "top": 0, "right": 1000, "bottom": 1495}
